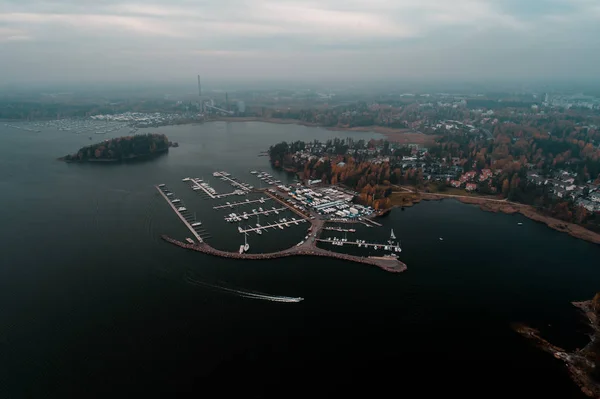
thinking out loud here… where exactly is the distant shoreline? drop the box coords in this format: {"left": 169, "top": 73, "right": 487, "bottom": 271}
{"left": 211, "top": 117, "right": 436, "bottom": 144}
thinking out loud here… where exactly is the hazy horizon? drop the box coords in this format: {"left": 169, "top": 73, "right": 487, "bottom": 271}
{"left": 1, "top": 0, "right": 599, "bottom": 86}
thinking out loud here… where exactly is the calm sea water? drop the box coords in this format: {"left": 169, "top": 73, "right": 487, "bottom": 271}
{"left": 1, "top": 121, "right": 599, "bottom": 397}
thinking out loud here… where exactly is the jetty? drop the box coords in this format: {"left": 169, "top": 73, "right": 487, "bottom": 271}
{"left": 324, "top": 227, "right": 356, "bottom": 233}
{"left": 213, "top": 197, "right": 270, "bottom": 210}
{"left": 238, "top": 218, "right": 307, "bottom": 234}
{"left": 161, "top": 235, "right": 407, "bottom": 274}
{"left": 262, "top": 190, "right": 311, "bottom": 220}
{"left": 155, "top": 185, "right": 204, "bottom": 243}
{"left": 213, "top": 171, "right": 252, "bottom": 192}
{"left": 225, "top": 207, "right": 287, "bottom": 222}
{"left": 317, "top": 238, "right": 401, "bottom": 252}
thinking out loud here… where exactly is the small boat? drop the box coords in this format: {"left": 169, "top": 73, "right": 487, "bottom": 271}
{"left": 256, "top": 229, "right": 263, "bottom": 235}
{"left": 186, "top": 238, "right": 194, "bottom": 244}
{"left": 192, "top": 222, "right": 202, "bottom": 227}
{"left": 439, "top": 237, "right": 444, "bottom": 241}
{"left": 182, "top": 178, "right": 190, "bottom": 182}
{"left": 177, "top": 207, "right": 187, "bottom": 212}
{"left": 517, "top": 222, "right": 523, "bottom": 226}
{"left": 239, "top": 245, "right": 245, "bottom": 254}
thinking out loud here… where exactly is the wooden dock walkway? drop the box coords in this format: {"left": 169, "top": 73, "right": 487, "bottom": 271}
{"left": 238, "top": 218, "right": 307, "bottom": 234}
{"left": 156, "top": 185, "right": 203, "bottom": 243}
{"left": 225, "top": 207, "right": 287, "bottom": 221}
{"left": 261, "top": 190, "right": 311, "bottom": 221}
{"left": 214, "top": 171, "right": 252, "bottom": 192}
{"left": 213, "top": 197, "right": 270, "bottom": 209}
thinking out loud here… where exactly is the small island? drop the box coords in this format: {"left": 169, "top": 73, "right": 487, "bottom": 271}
{"left": 59, "top": 133, "right": 177, "bottom": 163}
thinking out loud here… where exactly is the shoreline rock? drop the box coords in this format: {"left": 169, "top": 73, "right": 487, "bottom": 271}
{"left": 514, "top": 294, "right": 600, "bottom": 397}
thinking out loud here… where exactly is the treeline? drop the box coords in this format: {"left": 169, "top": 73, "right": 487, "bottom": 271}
{"left": 61, "top": 133, "right": 170, "bottom": 162}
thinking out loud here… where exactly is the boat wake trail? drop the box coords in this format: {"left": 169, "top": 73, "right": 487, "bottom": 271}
{"left": 185, "top": 273, "right": 303, "bottom": 303}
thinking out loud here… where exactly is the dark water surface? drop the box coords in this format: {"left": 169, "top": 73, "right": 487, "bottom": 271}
{"left": 1, "top": 122, "right": 598, "bottom": 397}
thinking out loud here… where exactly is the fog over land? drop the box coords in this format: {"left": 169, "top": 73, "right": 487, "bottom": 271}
{"left": 1, "top": 0, "right": 599, "bottom": 86}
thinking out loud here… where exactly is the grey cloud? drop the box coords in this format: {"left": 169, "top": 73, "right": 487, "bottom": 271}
{"left": 0, "top": 0, "right": 598, "bottom": 85}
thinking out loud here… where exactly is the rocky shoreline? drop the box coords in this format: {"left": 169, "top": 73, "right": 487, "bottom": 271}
{"left": 514, "top": 294, "right": 600, "bottom": 397}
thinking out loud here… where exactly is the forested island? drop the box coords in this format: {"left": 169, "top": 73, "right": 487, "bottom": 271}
{"left": 60, "top": 133, "right": 175, "bottom": 163}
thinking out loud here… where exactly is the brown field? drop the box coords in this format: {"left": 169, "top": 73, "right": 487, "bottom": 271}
{"left": 212, "top": 117, "right": 437, "bottom": 145}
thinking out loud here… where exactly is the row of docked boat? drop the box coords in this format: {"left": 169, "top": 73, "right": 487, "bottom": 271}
{"left": 252, "top": 170, "right": 281, "bottom": 185}
{"left": 224, "top": 206, "right": 282, "bottom": 222}
{"left": 238, "top": 233, "right": 250, "bottom": 254}
{"left": 237, "top": 217, "right": 305, "bottom": 235}
{"left": 158, "top": 184, "right": 204, "bottom": 241}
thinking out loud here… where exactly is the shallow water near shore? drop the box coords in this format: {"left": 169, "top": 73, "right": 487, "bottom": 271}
{"left": 0, "top": 121, "right": 599, "bottom": 397}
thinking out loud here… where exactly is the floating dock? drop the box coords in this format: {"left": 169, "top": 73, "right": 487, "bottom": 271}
{"left": 189, "top": 178, "right": 217, "bottom": 199}
{"left": 188, "top": 177, "right": 248, "bottom": 199}
{"left": 225, "top": 207, "right": 287, "bottom": 222}
{"left": 238, "top": 218, "right": 307, "bottom": 234}
{"left": 261, "top": 190, "right": 311, "bottom": 221}
{"left": 213, "top": 197, "right": 270, "bottom": 210}
{"left": 324, "top": 227, "right": 356, "bottom": 233}
{"left": 155, "top": 185, "right": 203, "bottom": 243}
{"left": 213, "top": 171, "right": 252, "bottom": 192}
{"left": 316, "top": 238, "right": 401, "bottom": 252}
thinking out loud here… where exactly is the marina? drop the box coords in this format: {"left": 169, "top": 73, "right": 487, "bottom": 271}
{"left": 156, "top": 167, "right": 407, "bottom": 273}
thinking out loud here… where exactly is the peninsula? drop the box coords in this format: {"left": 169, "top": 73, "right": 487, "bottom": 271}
{"left": 59, "top": 133, "right": 175, "bottom": 163}
{"left": 268, "top": 138, "right": 600, "bottom": 244}
{"left": 514, "top": 293, "right": 600, "bottom": 397}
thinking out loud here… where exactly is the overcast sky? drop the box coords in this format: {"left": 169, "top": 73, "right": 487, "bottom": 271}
{"left": 1, "top": 0, "right": 599, "bottom": 86}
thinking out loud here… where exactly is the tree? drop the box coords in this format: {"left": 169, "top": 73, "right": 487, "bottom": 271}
{"left": 502, "top": 179, "right": 510, "bottom": 196}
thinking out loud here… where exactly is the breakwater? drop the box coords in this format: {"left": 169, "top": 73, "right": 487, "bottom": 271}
{"left": 161, "top": 235, "right": 407, "bottom": 273}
